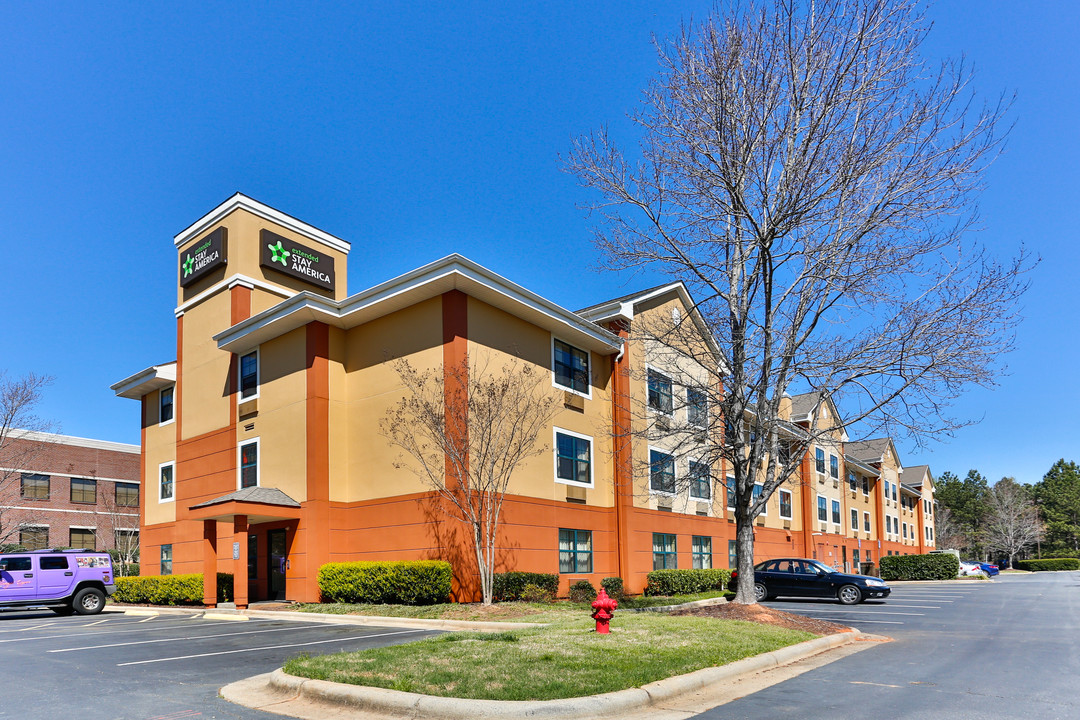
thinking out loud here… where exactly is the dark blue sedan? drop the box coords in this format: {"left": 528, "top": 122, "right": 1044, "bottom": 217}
{"left": 734, "top": 557, "right": 891, "bottom": 605}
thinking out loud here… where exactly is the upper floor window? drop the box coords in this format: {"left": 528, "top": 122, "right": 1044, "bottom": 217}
{"left": 815, "top": 448, "right": 825, "bottom": 474}
{"left": 851, "top": 508, "right": 859, "bottom": 530}
{"left": 647, "top": 369, "right": 673, "bottom": 415}
{"left": 555, "top": 430, "right": 592, "bottom": 487}
{"left": 116, "top": 482, "right": 140, "bottom": 508}
{"left": 689, "top": 460, "right": 711, "bottom": 500}
{"left": 726, "top": 476, "right": 736, "bottom": 510}
{"left": 864, "top": 511, "right": 871, "bottom": 532}
{"left": 160, "top": 386, "right": 174, "bottom": 424}
{"left": 686, "top": 387, "right": 707, "bottom": 428}
{"left": 239, "top": 438, "right": 259, "bottom": 489}
{"left": 862, "top": 476, "right": 870, "bottom": 495}
{"left": 779, "top": 489, "right": 793, "bottom": 519}
{"left": 240, "top": 350, "right": 259, "bottom": 399}
{"left": 159, "top": 462, "right": 174, "bottom": 502}
{"left": 649, "top": 449, "right": 675, "bottom": 494}
{"left": 892, "top": 483, "right": 898, "bottom": 501}
{"left": 848, "top": 471, "right": 857, "bottom": 492}
{"left": 20, "top": 473, "right": 49, "bottom": 500}
{"left": 752, "top": 483, "right": 766, "bottom": 516}
{"left": 817, "top": 495, "right": 827, "bottom": 522}
{"left": 553, "top": 339, "right": 590, "bottom": 396}
{"left": 831, "top": 499, "right": 841, "bottom": 525}
{"left": 829, "top": 455, "right": 839, "bottom": 479}
{"left": 70, "top": 478, "right": 97, "bottom": 504}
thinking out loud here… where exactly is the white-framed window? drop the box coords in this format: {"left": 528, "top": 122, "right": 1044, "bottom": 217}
{"left": 552, "top": 338, "right": 591, "bottom": 398}
{"left": 829, "top": 455, "right": 839, "bottom": 479}
{"left": 554, "top": 428, "right": 593, "bottom": 488}
{"left": 851, "top": 508, "right": 859, "bottom": 531}
{"left": 239, "top": 349, "right": 259, "bottom": 400}
{"left": 649, "top": 447, "right": 676, "bottom": 494}
{"left": 238, "top": 438, "right": 260, "bottom": 489}
{"left": 862, "top": 476, "right": 870, "bottom": 496}
{"left": 158, "top": 461, "right": 175, "bottom": 503}
{"left": 831, "top": 499, "right": 841, "bottom": 525}
{"left": 815, "top": 448, "right": 825, "bottom": 474}
{"left": 864, "top": 511, "right": 871, "bottom": 532}
{"left": 779, "top": 489, "right": 793, "bottom": 519}
{"left": 688, "top": 460, "right": 711, "bottom": 500}
{"left": 817, "top": 494, "right": 827, "bottom": 522}
{"left": 159, "top": 385, "right": 175, "bottom": 426}
{"left": 903, "top": 522, "right": 908, "bottom": 540}
{"left": 726, "top": 476, "right": 736, "bottom": 510}
{"left": 647, "top": 368, "right": 673, "bottom": 415}
{"left": 686, "top": 387, "right": 707, "bottom": 428}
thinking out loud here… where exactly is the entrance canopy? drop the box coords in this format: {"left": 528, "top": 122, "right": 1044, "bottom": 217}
{"left": 188, "top": 486, "right": 302, "bottom": 524}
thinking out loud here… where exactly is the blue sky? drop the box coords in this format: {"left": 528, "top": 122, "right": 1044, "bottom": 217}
{"left": 0, "top": 2, "right": 1074, "bottom": 487}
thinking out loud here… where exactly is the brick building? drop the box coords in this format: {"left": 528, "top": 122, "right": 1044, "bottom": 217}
{"left": 0, "top": 431, "right": 141, "bottom": 555}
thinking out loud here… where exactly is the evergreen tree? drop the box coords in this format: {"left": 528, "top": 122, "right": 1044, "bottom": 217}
{"left": 1034, "top": 460, "right": 1080, "bottom": 554}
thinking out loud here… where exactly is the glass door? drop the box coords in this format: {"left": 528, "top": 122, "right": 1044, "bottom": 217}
{"left": 268, "top": 529, "right": 287, "bottom": 601}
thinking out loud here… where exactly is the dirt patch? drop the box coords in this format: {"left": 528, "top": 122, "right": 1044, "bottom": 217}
{"left": 671, "top": 602, "right": 851, "bottom": 635}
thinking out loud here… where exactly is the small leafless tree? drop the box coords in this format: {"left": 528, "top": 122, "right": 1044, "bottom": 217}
{"left": 381, "top": 353, "right": 563, "bottom": 605}
{"left": 0, "top": 372, "right": 55, "bottom": 546}
{"left": 568, "top": 0, "right": 1028, "bottom": 602}
{"left": 984, "top": 477, "right": 1042, "bottom": 568}
{"left": 90, "top": 479, "right": 141, "bottom": 575}
{"left": 934, "top": 504, "right": 967, "bottom": 554}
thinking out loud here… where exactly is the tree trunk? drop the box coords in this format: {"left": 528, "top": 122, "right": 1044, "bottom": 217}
{"left": 733, "top": 515, "right": 757, "bottom": 604}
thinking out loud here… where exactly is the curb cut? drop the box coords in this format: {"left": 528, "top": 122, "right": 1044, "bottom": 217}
{"left": 222, "top": 631, "right": 873, "bottom": 720}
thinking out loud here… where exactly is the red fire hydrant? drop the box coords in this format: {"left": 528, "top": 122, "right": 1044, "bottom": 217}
{"left": 591, "top": 588, "right": 618, "bottom": 634}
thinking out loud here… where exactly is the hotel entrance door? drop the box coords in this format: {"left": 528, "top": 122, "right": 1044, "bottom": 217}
{"left": 268, "top": 529, "right": 287, "bottom": 601}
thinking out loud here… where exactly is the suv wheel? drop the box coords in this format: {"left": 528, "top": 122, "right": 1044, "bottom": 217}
{"left": 73, "top": 587, "right": 106, "bottom": 615}
{"left": 837, "top": 584, "right": 862, "bottom": 605}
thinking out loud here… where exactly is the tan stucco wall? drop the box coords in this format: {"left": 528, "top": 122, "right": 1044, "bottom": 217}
{"left": 143, "top": 388, "right": 177, "bottom": 525}
{"left": 179, "top": 291, "right": 233, "bottom": 440}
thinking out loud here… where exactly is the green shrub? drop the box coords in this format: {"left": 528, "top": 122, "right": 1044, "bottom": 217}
{"left": 492, "top": 571, "right": 559, "bottom": 601}
{"left": 1014, "top": 558, "right": 1080, "bottom": 572}
{"left": 601, "top": 576, "right": 624, "bottom": 599}
{"left": 317, "top": 561, "right": 451, "bottom": 605}
{"left": 645, "top": 568, "right": 732, "bottom": 596}
{"left": 113, "top": 573, "right": 233, "bottom": 605}
{"left": 519, "top": 583, "right": 555, "bottom": 603}
{"left": 879, "top": 553, "right": 959, "bottom": 581}
{"left": 568, "top": 579, "right": 597, "bottom": 603}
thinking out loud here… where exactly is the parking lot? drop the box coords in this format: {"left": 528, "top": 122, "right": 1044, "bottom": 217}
{"left": 0, "top": 607, "right": 441, "bottom": 720}
{"left": 759, "top": 580, "right": 993, "bottom": 635}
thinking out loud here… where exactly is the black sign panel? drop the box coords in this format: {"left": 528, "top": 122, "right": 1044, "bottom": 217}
{"left": 179, "top": 227, "right": 228, "bottom": 287}
{"left": 259, "top": 229, "right": 336, "bottom": 292}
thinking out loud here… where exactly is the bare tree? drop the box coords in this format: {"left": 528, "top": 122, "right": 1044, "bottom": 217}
{"left": 90, "top": 477, "right": 141, "bottom": 575}
{"left": 984, "top": 477, "right": 1042, "bottom": 569}
{"left": 380, "top": 353, "right": 563, "bottom": 605}
{"left": 568, "top": 0, "right": 1027, "bottom": 602}
{"left": 0, "top": 372, "right": 55, "bottom": 545}
{"left": 934, "top": 504, "right": 967, "bottom": 554}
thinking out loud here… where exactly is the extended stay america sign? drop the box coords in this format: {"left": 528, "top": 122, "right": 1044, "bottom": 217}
{"left": 259, "top": 229, "right": 336, "bottom": 292}
{"left": 179, "top": 227, "right": 228, "bottom": 287}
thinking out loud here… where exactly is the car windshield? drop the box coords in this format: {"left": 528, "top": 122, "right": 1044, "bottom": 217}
{"left": 804, "top": 560, "right": 833, "bottom": 574}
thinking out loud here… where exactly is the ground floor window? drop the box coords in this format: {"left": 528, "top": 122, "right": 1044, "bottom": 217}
{"left": 248, "top": 534, "right": 258, "bottom": 579}
{"left": 559, "top": 528, "right": 593, "bottom": 573}
{"left": 19, "top": 526, "right": 48, "bottom": 550}
{"left": 853, "top": 548, "right": 861, "bottom": 568}
{"left": 160, "top": 544, "right": 173, "bottom": 575}
{"left": 69, "top": 528, "right": 96, "bottom": 550}
{"left": 728, "top": 540, "right": 737, "bottom": 569}
{"left": 653, "top": 533, "right": 677, "bottom": 570}
{"left": 691, "top": 536, "right": 712, "bottom": 569}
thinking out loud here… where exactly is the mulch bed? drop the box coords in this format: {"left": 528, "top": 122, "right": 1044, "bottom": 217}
{"left": 671, "top": 602, "right": 851, "bottom": 635}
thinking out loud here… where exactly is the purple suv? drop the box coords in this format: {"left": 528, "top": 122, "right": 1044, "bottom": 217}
{"left": 0, "top": 550, "right": 116, "bottom": 615}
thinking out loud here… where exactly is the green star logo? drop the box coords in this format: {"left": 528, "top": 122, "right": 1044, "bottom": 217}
{"left": 182, "top": 255, "right": 195, "bottom": 277}
{"left": 268, "top": 240, "right": 291, "bottom": 266}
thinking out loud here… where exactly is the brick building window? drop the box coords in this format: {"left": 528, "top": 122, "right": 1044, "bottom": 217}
{"left": 116, "top": 482, "right": 140, "bottom": 507}
{"left": 652, "top": 533, "right": 677, "bottom": 570}
{"left": 70, "top": 478, "right": 97, "bottom": 504}
{"left": 21, "top": 473, "right": 50, "bottom": 500}
{"left": 69, "top": 528, "right": 96, "bottom": 550}
{"left": 160, "top": 544, "right": 173, "bottom": 575}
{"left": 20, "top": 526, "right": 48, "bottom": 550}
{"left": 692, "top": 536, "right": 712, "bottom": 569}
{"left": 558, "top": 528, "right": 593, "bottom": 573}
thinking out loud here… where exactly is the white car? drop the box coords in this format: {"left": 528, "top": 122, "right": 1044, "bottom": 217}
{"left": 958, "top": 561, "right": 986, "bottom": 577}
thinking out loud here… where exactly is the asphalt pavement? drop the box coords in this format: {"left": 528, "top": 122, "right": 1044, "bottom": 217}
{"left": 692, "top": 572, "right": 1080, "bottom": 719}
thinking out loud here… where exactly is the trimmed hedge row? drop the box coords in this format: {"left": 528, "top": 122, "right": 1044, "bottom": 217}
{"left": 113, "top": 573, "right": 233, "bottom": 605}
{"left": 879, "top": 553, "right": 959, "bottom": 581}
{"left": 645, "top": 568, "right": 732, "bottom": 596}
{"left": 1015, "top": 558, "right": 1080, "bottom": 572}
{"left": 317, "top": 561, "right": 451, "bottom": 605}
{"left": 493, "top": 571, "right": 560, "bottom": 601}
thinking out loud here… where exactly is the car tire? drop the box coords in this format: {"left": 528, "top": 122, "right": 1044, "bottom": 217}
{"left": 73, "top": 588, "right": 106, "bottom": 615}
{"left": 754, "top": 583, "right": 772, "bottom": 602}
{"left": 837, "top": 584, "right": 862, "bottom": 605}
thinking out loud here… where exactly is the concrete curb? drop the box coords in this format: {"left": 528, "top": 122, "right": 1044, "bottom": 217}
{"left": 627, "top": 596, "right": 728, "bottom": 613}
{"left": 223, "top": 631, "right": 867, "bottom": 720}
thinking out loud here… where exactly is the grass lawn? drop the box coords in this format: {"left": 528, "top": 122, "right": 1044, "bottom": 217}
{"left": 290, "top": 590, "right": 731, "bottom": 623}
{"left": 283, "top": 612, "right": 814, "bottom": 701}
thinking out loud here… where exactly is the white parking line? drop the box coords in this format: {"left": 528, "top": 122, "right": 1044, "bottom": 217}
{"left": 18, "top": 623, "right": 57, "bottom": 631}
{"left": 116, "top": 628, "right": 428, "bottom": 666}
{"left": 81, "top": 618, "right": 112, "bottom": 627}
{"left": 782, "top": 608, "right": 925, "bottom": 616}
{"left": 48, "top": 623, "right": 333, "bottom": 653}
